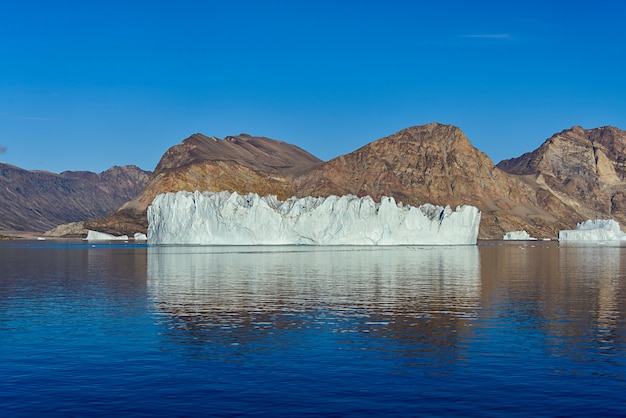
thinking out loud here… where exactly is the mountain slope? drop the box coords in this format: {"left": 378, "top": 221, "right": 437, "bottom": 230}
{"left": 80, "top": 133, "right": 324, "bottom": 236}
{"left": 294, "top": 123, "right": 564, "bottom": 238}
{"left": 497, "top": 125, "right": 626, "bottom": 227}
{"left": 0, "top": 164, "right": 150, "bottom": 232}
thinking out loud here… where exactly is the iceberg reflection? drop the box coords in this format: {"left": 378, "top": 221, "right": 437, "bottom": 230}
{"left": 147, "top": 245, "right": 481, "bottom": 365}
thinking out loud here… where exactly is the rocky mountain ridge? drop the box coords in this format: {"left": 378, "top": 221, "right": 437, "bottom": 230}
{"left": 0, "top": 164, "right": 151, "bottom": 233}
{"left": 294, "top": 123, "right": 563, "bottom": 238}
{"left": 8, "top": 123, "right": 626, "bottom": 240}
{"left": 497, "top": 126, "right": 626, "bottom": 227}
{"left": 66, "top": 133, "right": 323, "bottom": 237}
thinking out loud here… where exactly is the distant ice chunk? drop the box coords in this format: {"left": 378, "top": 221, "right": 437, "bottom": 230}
{"left": 147, "top": 191, "right": 481, "bottom": 245}
{"left": 86, "top": 230, "right": 129, "bottom": 241}
{"left": 134, "top": 232, "right": 148, "bottom": 241}
{"left": 558, "top": 219, "right": 626, "bottom": 242}
{"left": 503, "top": 230, "right": 536, "bottom": 241}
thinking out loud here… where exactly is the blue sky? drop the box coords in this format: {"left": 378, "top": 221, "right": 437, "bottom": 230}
{"left": 1, "top": 0, "right": 625, "bottom": 173}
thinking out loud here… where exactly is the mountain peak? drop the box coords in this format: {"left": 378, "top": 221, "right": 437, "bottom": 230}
{"left": 155, "top": 133, "right": 322, "bottom": 173}
{"left": 498, "top": 125, "right": 626, "bottom": 176}
{"left": 497, "top": 125, "right": 626, "bottom": 228}
{"left": 294, "top": 123, "right": 502, "bottom": 209}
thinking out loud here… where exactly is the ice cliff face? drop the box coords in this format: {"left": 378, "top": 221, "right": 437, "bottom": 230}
{"left": 147, "top": 191, "right": 481, "bottom": 245}
{"left": 558, "top": 219, "right": 626, "bottom": 242}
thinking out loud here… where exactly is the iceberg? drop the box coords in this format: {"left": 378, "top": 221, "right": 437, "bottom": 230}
{"left": 558, "top": 219, "right": 626, "bottom": 242}
{"left": 503, "top": 230, "right": 536, "bottom": 241}
{"left": 134, "top": 232, "right": 148, "bottom": 241}
{"left": 86, "top": 230, "right": 129, "bottom": 241}
{"left": 147, "top": 190, "right": 481, "bottom": 245}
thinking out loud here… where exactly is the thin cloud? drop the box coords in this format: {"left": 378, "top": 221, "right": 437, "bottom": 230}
{"left": 13, "top": 116, "right": 56, "bottom": 121}
{"left": 0, "top": 146, "right": 6, "bottom": 154}
{"left": 461, "top": 34, "right": 512, "bottom": 39}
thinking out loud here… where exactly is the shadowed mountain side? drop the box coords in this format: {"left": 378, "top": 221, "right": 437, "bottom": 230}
{"left": 0, "top": 164, "right": 150, "bottom": 232}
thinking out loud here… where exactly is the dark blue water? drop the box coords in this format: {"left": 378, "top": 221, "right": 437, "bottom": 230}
{"left": 1, "top": 241, "right": 625, "bottom": 416}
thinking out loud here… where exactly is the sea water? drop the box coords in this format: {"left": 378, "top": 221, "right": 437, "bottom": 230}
{"left": 0, "top": 241, "right": 625, "bottom": 416}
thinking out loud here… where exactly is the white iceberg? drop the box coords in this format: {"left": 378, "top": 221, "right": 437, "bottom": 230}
{"left": 503, "top": 230, "right": 536, "bottom": 241}
{"left": 558, "top": 219, "right": 626, "bottom": 242}
{"left": 147, "top": 190, "right": 481, "bottom": 245}
{"left": 86, "top": 230, "right": 129, "bottom": 241}
{"left": 134, "top": 232, "right": 148, "bottom": 241}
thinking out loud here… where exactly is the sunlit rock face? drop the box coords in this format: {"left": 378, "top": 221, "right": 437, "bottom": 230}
{"left": 147, "top": 190, "right": 481, "bottom": 245}
{"left": 499, "top": 126, "right": 626, "bottom": 235}
{"left": 293, "top": 123, "right": 556, "bottom": 240}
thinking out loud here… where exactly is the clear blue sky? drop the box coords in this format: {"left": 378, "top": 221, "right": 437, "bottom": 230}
{"left": 1, "top": 0, "right": 625, "bottom": 173}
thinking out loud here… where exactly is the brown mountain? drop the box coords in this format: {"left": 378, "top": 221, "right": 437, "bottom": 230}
{"left": 0, "top": 164, "right": 151, "bottom": 233}
{"left": 79, "top": 133, "right": 323, "bottom": 236}
{"left": 48, "top": 123, "right": 626, "bottom": 240}
{"left": 294, "top": 123, "right": 563, "bottom": 238}
{"left": 497, "top": 125, "right": 626, "bottom": 229}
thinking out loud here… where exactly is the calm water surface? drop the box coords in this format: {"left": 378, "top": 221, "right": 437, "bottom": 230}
{"left": 1, "top": 241, "right": 625, "bottom": 416}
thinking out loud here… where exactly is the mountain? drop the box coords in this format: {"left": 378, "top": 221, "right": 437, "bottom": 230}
{"left": 294, "top": 123, "right": 563, "bottom": 238}
{"left": 43, "top": 124, "right": 626, "bottom": 240}
{"left": 0, "top": 164, "right": 151, "bottom": 233}
{"left": 77, "top": 133, "right": 323, "bottom": 236}
{"left": 497, "top": 125, "right": 626, "bottom": 229}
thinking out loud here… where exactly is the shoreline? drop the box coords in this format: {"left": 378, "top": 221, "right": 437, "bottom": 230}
{"left": 0, "top": 230, "right": 84, "bottom": 240}
{"left": 0, "top": 230, "right": 47, "bottom": 240}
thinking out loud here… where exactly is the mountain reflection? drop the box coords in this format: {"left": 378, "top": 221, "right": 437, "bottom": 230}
{"left": 147, "top": 246, "right": 481, "bottom": 366}
{"left": 478, "top": 242, "right": 626, "bottom": 368}
{"left": 559, "top": 245, "right": 624, "bottom": 355}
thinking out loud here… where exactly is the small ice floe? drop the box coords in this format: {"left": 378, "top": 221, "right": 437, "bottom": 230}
{"left": 133, "top": 232, "right": 148, "bottom": 241}
{"left": 502, "top": 230, "right": 537, "bottom": 241}
{"left": 85, "top": 230, "right": 129, "bottom": 241}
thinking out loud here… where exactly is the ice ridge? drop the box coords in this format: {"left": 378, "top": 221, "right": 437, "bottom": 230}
{"left": 147, "top": 191, "right": 480, "bottom": 245}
